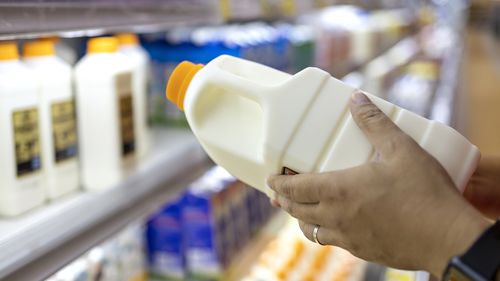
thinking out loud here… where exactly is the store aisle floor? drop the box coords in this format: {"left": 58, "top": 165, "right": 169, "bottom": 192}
{"left": 460, "top": 27, "right": 500, "bottom": 156}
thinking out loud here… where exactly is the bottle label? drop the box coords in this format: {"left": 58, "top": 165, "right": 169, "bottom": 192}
{"left": 12, "top": 108, "right": 41, "bottom": 177}
{"left": 51, "top": 100, "right": 77, "bottom": 163}
{"left": 116, "top": 72, "right": 135, "bottom": 157}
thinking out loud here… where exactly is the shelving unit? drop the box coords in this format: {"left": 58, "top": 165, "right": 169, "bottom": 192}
{"left": 0, "top": 2, "right": 468, "bottom": 281}
{"left": 0, "top": 129, "right": 210, "bottom": 281}
{"left": 0, "top": 2, "right": 219, "bottom": 279}
{"left": 0, "top": 0, "right": 221, "bottom": 40}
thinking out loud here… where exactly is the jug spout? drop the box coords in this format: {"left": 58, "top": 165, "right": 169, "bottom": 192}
{"left": 166, "top": 61, "right": 204, "bottom": 111}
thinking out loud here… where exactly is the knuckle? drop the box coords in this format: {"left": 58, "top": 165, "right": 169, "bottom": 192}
{"left": 336, "top": 187, "right": 349, "bottom": 201}
{"left": 314, "top": 176, "right": 325, "bottom": 199}
{"left": 280, "top": 178, "right": 292, "bottom": 197}
{"left": 326, "top": 179, "right": 347, "bottom": 201}
{"left": 388, "top": 134, "right": 417, "bottom": 160}
{"left": 316, "top": 188, "right": 326, "bottom": 202}
{"left": 357, "top": 104, "right": 384, "bottom": 125}
{"left": 288, "top": 183, "right": 298, "bottom": 200}
{"left": 283, "top": 175, "right": 309, "bottom": 201}
{"left": 319, "top": 172, "right": 336, "bottom": 200}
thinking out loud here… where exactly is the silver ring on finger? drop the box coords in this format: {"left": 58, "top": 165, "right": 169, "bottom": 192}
{"left": 313, "top": 224, "right": 325, "bottom": 245}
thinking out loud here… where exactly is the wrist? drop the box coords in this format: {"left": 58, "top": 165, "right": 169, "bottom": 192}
{"left": 431, "top": 207, "right": 491, "bottom": 277}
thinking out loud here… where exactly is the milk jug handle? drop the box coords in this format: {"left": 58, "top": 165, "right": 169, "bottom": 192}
{"left": 210, "top": 70, "right": 267, "bottom": 105}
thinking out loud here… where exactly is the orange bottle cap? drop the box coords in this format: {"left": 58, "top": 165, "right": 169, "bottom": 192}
{"left": 0, "top": 42, "right": 19, "bottom": 60}
{"left": 116, "top": 33, "right": 139, "bottom": 46}
{"left": 166, "top": 61, "right": 203, "bottom": 111}
{"left": 87, "top": 37, "right": 119, "bottom": 54}
{"left": 24, "top": 40, "right": 55, "bottom": 57}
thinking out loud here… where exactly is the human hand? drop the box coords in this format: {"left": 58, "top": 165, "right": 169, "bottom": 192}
{"left": 464, "top": 155, "right": 500, "bottom": 219}
{"left": 268, "top": 92, "right": 490, "bottom": 277}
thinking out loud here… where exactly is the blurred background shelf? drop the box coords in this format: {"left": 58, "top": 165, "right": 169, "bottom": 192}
{"left": 0, "top": 0, "right": 221, "bottom": 40}
{"left": 430, "top": 42, "right": 463, "bottom": 125}
{"left": 225, "top": 210, "right": 291, "bottom": 280}
{"left": 0, "top": 129, "right": 209, "bottom": 281}
{"left": 226, "top": 211, "right": 386, "bottom": 281}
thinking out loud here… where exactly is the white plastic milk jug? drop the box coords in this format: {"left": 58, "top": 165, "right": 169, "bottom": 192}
{"left": 75, "top": 37, "right": 136, "bottom": 190}
{"left": 0, "top": 42, "right": 45, "bottom": 216}
{"left": 24, "top": 39, "right": 79, "bottom": 199}
{"left": 117, "top": 33, "right": 150, "bottom": 158}
{"left": 166, "top": 55, "right": 479, "bottom": 197}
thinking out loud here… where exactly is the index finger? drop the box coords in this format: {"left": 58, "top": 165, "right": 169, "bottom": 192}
{"left": 267, "top": 173, "right": 323, "bottom": 204}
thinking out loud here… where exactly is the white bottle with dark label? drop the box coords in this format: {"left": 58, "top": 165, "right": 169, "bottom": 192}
{"left": 75, "top": 37, "right": 136, "bottom": 191}
{"left": 24, "top": 39, "right": 79, "bottom": 199}
{"left": 0, "top": 42, "right": 45, "bottom": 216}
{"left": 117, "top": 33, "right": 150, "bottom": 159}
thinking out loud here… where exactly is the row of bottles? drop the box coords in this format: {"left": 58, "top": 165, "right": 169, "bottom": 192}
{"left": 0, "top": 34, "right": 149, "bottom": 216}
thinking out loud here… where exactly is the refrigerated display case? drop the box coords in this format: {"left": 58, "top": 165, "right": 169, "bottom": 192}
{"left": 0, "top": 130, "right": 209, "bottom": 280}
{"left": 0, "top": 1, "right": 470, "bottom": 281}
{"left": 0, "top": 2, "right": 218, "bottom": 280}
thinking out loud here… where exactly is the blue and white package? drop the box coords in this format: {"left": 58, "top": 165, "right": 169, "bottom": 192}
{"left": 182, "top": 177, "right": 224, "bottom": 280}
{"left": 146, "top": 196, "right": 185, "bottom": 281}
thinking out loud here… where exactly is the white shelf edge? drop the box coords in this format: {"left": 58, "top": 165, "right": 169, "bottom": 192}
{"left": 0, "top": 128, "right": 210, "bottom": 281}
{"left": 0, "top": 1, "right": 221, "bottom": 40}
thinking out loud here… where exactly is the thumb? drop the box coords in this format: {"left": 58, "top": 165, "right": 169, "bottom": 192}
{"left": 349, "top": 91, "right": 405, "bottom": 157}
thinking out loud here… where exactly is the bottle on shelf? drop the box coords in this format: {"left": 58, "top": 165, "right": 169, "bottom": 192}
{"left": 23, "top": 39, "right": 79, "bottom": 199}
{"left": 75, "top": 37, "right": 136, "bottom": 191}
{"left": 117, "top": 33, "right": 150, "bottom": 158}
{"left": 166, "top": 55, "right": 479, "bottom": 197}
{"left": 0, "top": 41, "right": 45, "bottom": 216}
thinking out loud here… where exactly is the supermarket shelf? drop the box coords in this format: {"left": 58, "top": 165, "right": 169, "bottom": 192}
{"left": 0, "top": 0, "right": 221, "bottom": 40}
{"left": 0, "top": 128, "right": 210, "bottom": 281}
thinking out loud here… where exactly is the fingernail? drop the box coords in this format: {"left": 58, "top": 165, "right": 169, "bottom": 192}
{"left": 351, "top": 91, "right": 370, "bottom": 105}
